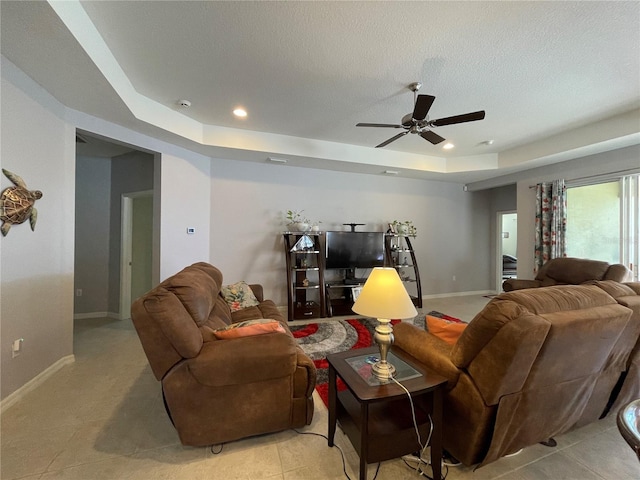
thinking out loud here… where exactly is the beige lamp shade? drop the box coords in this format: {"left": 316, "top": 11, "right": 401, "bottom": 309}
{"left": 352, "top": 267, "right": 418, "bottom": 319}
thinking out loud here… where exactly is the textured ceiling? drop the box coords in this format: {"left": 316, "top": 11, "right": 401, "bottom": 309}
{"left": 2, "top": 1, "right": 639, "bottom": 183}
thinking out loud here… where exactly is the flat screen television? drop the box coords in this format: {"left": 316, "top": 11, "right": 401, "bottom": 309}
{"left": 325, "top": 231, "right": 385, "bottom": 271}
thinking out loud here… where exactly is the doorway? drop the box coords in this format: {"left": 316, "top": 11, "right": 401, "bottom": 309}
{"left": 497, "top": 211, "right": 517, "bottom": 292}
{"left": 74, "top": 131, "right": 156, "bottom": 321}
{"left": 120, "top": 191, "right": 153, "bottom": 319}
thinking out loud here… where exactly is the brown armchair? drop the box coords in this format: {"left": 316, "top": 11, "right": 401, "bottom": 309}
{"left": 503, "top": 257, "right": 630, "bottom": 292}
{"left": 394, "top": 285, "right": 635, "bottom": 467}
{"left": 131, "top": 262, "right": 316, "bottom": 447}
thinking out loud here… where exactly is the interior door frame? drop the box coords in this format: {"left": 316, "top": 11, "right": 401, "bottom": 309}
{"left": 120, "top": 190, "right": 153, "bottom": 320}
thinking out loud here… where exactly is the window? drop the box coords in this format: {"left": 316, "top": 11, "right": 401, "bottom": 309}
{"left": 566, "top": 174, "right": 639, "bottom": 280}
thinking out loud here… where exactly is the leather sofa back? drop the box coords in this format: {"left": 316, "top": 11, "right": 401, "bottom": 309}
{"left": 131, "top": 262, "right": 232, "bottom": 380}
{"left": 537, "top": 257, "right": 629, "bottom": 284}
{"left": 453, "top": 285, "right": 629, "bottom": 407}
{"left": 477, "top": 285, "right": 632, "bottom": 464}
{"left": 504, "top": 257, "right": 631, "bottom": 292}
{"left": 394, "top": 283, "right": 636, "bottom": 467}
{"left": 592, "top": 280, "right": 640, "bottom": 413}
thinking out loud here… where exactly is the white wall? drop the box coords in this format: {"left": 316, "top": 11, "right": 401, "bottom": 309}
{"left": 209, "top": 158, "right": 493, "bottom": 306}
{"left": 1, "top": 57, "right": 212, "bottom": 401}
{"left": 1, "top": 59, "right": 76, "bottom": 400}
{"left": 159, "top": 153, "right": 211, "bottom": 279}
{"left": 516, "top": 145, "right": 640, "bottom": 278}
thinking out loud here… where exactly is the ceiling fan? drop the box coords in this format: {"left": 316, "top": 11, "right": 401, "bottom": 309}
{"left": 357, "top": 82, "right": 486, "bottom": 148}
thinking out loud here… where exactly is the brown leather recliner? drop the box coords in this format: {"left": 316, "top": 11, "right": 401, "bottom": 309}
{"left": 131, "top": 262, "right": 316, "bottom": 447}
{"left": 503, "top": 257, "right": 630, "bottom": 292}
{"left": 394, "top": 285, "right": 635, "bottom": 468}
{"left": 591, "top": 280, "right": 640, "bottom": 414}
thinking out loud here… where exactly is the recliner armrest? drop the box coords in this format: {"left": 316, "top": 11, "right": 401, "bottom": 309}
{"left": 393, "top": 322, "right": 460, "bottom": 388}
{"left": 502, "top": 278, "right": 542, "bottom": 292}
{"left": 295, "top": 349, "right": 317, "bottom": 397}
{"left": 186, "top": 332, "right": 298, "bottom": 386}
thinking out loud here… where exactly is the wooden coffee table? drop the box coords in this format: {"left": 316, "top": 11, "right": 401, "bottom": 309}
{"left": 327, "top": 346, "right": 447, "bottom": 480}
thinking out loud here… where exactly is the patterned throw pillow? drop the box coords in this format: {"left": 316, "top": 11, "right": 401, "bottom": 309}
{"left": 425, "top": 314, "right": 467, "bottom": 345}
{"left": 221, "top": 281, "right": 260, "bottom": 312}
{"left": 213, "top": 319, "right": 285, "bottom": 339}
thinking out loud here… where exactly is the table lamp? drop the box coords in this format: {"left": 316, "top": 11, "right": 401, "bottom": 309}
{"left": 352, "top": 267, "right": 418, "bottom": 380}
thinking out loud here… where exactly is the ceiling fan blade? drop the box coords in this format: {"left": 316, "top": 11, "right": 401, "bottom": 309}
{"left": 376, "top": 131, "right": 409, "bottom": 148}
{"left": 356, "top": 123, "right": 404, "bottom": 128}
{"left": 431, "top": 110, "right": 485, "bottom": 127}
{"left": 420, "top": 130, "right": 446, "bottom": 145}
{"left": 412, "top": 95, "right": 436, "bottom": 121}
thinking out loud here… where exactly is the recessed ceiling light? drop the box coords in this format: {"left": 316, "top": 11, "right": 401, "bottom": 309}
{"left": 443, "top": 143, "right": 455, "bottom": 150}
{"left": 233, "top": 107, "right": 247, "bottom": 118}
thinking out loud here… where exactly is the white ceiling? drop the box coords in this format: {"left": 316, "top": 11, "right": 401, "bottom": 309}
{"left": 1, "top": 1, "right": 639, "bottom": 184}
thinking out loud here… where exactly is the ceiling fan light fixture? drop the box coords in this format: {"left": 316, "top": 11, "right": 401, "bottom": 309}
{"left": 233, "top": 107, "right": 247, "bottom": 118}
{"left": 443, "top": 143, "right": 455, "bottom": 150}
{"left": 356, "top": 86, "right": 486, "bottom": 149}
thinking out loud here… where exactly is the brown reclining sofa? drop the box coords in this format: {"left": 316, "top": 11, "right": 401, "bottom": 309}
{"left": 503, "top": 257, "right": 630, "bottom": 292}
{"left": 131, "top": 262, "right": 316, "bottom": 447}
{"left": 394, "top": 283, "right": 640, "bottom": 468}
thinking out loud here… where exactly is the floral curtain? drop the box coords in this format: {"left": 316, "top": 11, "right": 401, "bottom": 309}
{"left": 534, "top": 179, "right": 567, "bottom": 273}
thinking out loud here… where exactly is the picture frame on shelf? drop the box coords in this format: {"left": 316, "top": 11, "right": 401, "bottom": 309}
{"left": 352, "top": 286, "right": 363, "bottom": 302}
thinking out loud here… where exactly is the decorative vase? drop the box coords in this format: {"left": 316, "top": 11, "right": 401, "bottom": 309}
{"left": 295, "top": 222, "right": 310, "bottom": 232}
{"left": 397, "top": 224, "right": 410, "bottom": 235}
{"left": 311, "top": 225, "right": 320, "bottom": 232}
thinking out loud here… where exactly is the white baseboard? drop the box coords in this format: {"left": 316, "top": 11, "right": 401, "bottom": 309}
{"left": 1, "top": 354, "right": 75, "bottom": 413}
{"left": 73, "top": 311, "right": 120, "bottom": 320}
{"left": 422, "top": 290, "right": 496, "bottom": 300}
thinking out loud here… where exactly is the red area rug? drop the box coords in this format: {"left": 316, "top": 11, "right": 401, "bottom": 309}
{"left": 291, "top": 313, "right": 458, "bottom": 406}
{"left": 290, "top": 317, "right": 431, "bottom": 406}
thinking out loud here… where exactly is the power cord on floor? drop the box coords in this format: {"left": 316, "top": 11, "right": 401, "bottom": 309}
{"left": 389, "top": 375, "right": 448, "bottom": 480}
{"left": 293, "top": 429, "right": 382, "bottom": 480}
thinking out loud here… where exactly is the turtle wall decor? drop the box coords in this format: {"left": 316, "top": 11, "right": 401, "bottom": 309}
{"left": 1, "top": 169, "right": 43, "bottom": 237}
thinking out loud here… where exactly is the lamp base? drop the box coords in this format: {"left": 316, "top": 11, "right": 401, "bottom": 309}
{"left": 372, "top": 360, "right": 396, "bottom": 380}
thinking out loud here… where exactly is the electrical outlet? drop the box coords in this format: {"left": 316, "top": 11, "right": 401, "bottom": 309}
{"left": 12, "top": 338, "right": 23, "bottom": 358}
{"left": 76, "top": 289, "right": 82, "bottom": 297}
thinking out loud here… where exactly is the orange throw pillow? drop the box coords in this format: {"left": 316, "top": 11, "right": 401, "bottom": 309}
{"left": 213, "top": 319, "right": 285, "bottom": 339}
{"left": 425, "top": 315, "right": 467, "bottom": 345}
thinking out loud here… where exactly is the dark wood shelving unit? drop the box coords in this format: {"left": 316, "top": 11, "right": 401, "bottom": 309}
{"left": 384, "top": 234, "right": 422, "bottom": 308}
{"left": 283, "top": 232, "right": 326, "bottom": 321}
{"left": 324, "top": 279, "right": 366, "bottom": 317}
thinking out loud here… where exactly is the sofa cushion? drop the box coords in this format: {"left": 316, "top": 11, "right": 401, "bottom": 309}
{"left": 209, "top": 296, "right": 232, "bottom": 326}
{"left": 452, "top": 300, "right": 531, "bottom": 368}
{"left": 213, "top": 319, "right": 286, "bottom": 339}
{"left": 162, "top": 268, "right": 219, "bottom": 327}
{"left": 592, "top": 280, "right": 637, "bottom": 299}
{"left": 221, "top": 281, "right": 260, "bottom": 312}
{"left": 142, "top": 290, "right": 204, "bottom": 358}
{"left": 503, "top": 284, "right": 617, "bottom": 314}
{"left": 544, "top": 257, "right": 609, "bottom": 284}
{"left": 426, "top": 315, "right": 467, "bottom": 345}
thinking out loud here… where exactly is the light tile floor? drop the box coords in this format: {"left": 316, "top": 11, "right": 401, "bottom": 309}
{"left": 1, "top": 295, "right": 638, "bottom": 479}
